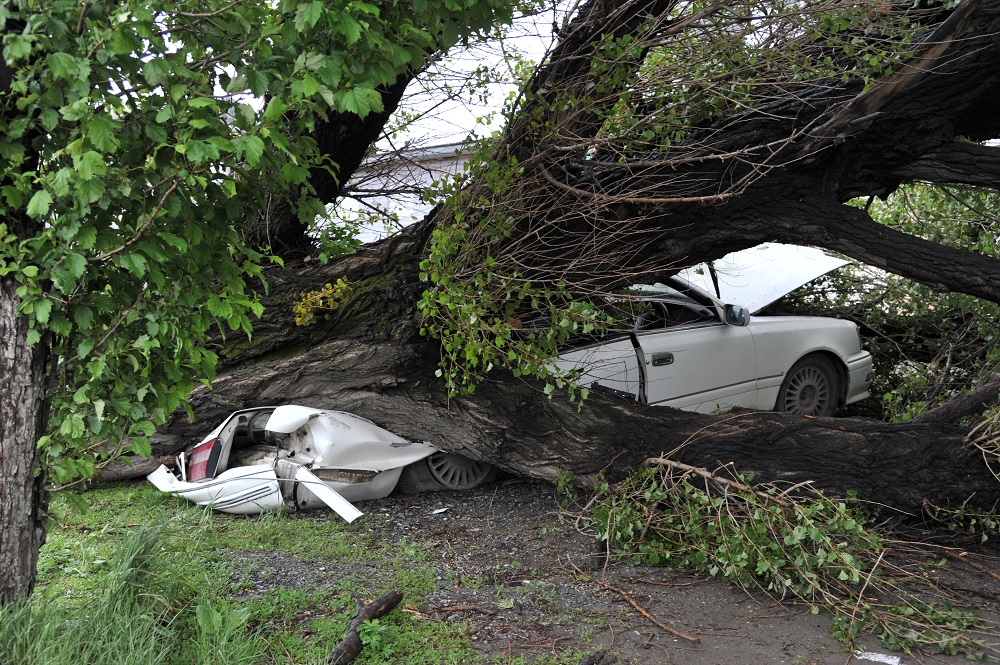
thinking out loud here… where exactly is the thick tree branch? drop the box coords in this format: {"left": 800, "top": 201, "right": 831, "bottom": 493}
{"left": 793, "top": 0, "right": 986, "bottom": 160}
{"left": 309, "top": 73, "right": 415, "bottom": 205}
{"left": 893, "top": 142, "right": 1000, "bottom": 188}
{"left": 777, "top": 199, "right": 1000, "bottom": 303}
{"left": 914, "top": 375, "right": 1000, "bottom": 424}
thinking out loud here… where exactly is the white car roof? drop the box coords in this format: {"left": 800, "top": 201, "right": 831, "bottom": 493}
{"left": 674, "top": 243, "right": 850, "bottom": 314}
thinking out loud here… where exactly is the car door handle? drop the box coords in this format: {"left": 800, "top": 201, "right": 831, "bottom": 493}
{"left": 651, "top": 352, "right": 674, "bottom": 366}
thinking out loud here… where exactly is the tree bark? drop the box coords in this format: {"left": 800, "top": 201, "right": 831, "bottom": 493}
{"left": 0, "top": 277, "right": 48, "bottom": 603}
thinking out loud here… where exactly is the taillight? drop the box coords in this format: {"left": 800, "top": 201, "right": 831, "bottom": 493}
{"left": 187, "top": 438, "right": 222, "bottom": 481}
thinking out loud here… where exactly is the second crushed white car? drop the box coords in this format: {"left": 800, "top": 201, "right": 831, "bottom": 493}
{"left": 553, "top": 244, "right": 873, "bottom": 416}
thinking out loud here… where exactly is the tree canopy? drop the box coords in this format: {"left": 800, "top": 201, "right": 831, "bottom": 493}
{"left": 0, "top": 0, "right": 521, "bottom": 485}
{"left": 0, "top": 0, "right": 523, "bottom": 601}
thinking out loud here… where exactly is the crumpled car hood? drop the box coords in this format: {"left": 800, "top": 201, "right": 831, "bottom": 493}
{"left": 675, "top": 243, "right": 850, "bottom": 314}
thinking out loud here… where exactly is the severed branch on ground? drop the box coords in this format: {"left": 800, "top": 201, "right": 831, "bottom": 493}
{"left": 327, "top": 591, "right": 403, "bottom": 665}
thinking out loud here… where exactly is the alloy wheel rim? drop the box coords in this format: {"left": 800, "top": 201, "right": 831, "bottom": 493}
{"left": 785, "top": 366, "right": 830, "bottom": 415}
{"left": 427, "top": 452, "right": 493, "bottom": 489}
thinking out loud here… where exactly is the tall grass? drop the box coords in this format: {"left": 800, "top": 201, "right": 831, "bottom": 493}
{"left": 0, "top": 520, "right": 264, "bottom": 665}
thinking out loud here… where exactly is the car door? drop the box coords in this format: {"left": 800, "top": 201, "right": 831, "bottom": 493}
{"left": 637, "top": 305, "right": 758, "bottom": 413}
{"left": 551, "top": 336, "right": 641, "bottom": 400}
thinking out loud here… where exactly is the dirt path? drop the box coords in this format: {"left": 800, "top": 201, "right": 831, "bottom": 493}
{"left": 375, "top": 479, "right": 1000, "bottom": 664}
{"left": 234, "top": 478, "right": 1000, "bottom": 664}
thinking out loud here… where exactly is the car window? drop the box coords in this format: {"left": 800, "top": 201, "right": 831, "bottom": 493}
{"left": 658, "top": 300, "right": 718, "bottom": 327}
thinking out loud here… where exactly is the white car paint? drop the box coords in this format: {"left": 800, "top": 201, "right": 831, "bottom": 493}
{"left": 556, "top": 245, "right": 873, "bottom": 415}
{"left": 148, "top": 406, "right": 439, "bottom": 518}
{"left": 676, "top": 243, "right": 851, "bottom": 314}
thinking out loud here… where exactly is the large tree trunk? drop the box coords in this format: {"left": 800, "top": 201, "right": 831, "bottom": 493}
{"left": 0, "top": 278, "right": 47, "bottom": 603}
{"left": 152, "top": 218, "right": 1000, "bottom": 515}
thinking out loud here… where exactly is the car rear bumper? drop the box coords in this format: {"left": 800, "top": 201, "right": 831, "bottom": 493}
{"left": 844, "top": 350, "right": 873, "bottom": 405}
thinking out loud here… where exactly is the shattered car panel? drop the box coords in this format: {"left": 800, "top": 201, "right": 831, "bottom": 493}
{"left": 147, "top": 407, "right": 445, "bottom": 520}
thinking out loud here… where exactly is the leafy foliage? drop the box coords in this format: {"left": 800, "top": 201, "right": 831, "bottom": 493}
{"left": 293, "top": 277, "right": 351, "bottom": 326}
{"left": 579, "top": 463, "right": 990, "bottom": 658}
{"left": 0, "top": 0, "right": 519, "bottom": 485}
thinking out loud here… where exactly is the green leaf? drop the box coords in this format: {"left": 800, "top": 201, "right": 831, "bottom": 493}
{"left": 26, "top": 190, "right": 52, "bottom": 218}
{"left": 47, "top": 52, "right": 79, "bottom": 79}
{"left": 142, "top": 58, "right": 171, "bottom": 86}
{"left": 4, "top": 34, "right": 33, "bottom": 62}
{"left": 33, "top": 298, "right": 53, "bottom": 324}
{"left": 155, "top": 106, "right": 172, "bottom": 123}
{"left": 39, "top": 108, "right": 59, "bottom": 132}
{"left": 264, "top": 96, "right": 289, "bottom": 122}
{"left": 333, "top": 13, "right": 363, "bottom": 44}
{"left": 75, "top": 151, "right": 108, "bottom": 179}
{"left": 235, "top": 135, "right": 265, "bottom": 166}
{"left": 294, "top": 1, "right": 325, "bottom": 31}
{"left": 64, "top": 252, "right": 87, "bottom": 280}
{"left": 340, "top": 87, "right": 382, "bottom": 118}
{"left": 281, "top": 162, "right": 310, "bottom": 183}
{"left": 187, "top": 97, "right": 219, "bottom": 110}
{"left": 120, "top": 253, "right": 148, "bottom": 277}
{"left": 49, "top": 314, "right": 72, "bottom": 336}
{"left": 85, "top": 117, "right": 121, "bottom": 152}
{"left": 74, "top": 305, "right": 94, "bottom": 329}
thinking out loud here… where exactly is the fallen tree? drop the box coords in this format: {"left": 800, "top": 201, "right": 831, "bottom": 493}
{"left": 143, "top": 0, "right": 1000, "bottom": 515}
{"left": 147, "top": 216, "right": 1000, "bottom": 515}
{"left": 8, "top": 0, "right": 1000, "bottom": 609}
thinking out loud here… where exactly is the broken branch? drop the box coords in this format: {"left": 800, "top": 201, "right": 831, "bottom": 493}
{"left": 327, "top": 591, "right": 403, "bottom": 665}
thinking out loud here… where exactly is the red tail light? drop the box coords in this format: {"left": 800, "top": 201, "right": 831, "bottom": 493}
{"left": 187, "top": 438, "right": 222, "bottom": 481}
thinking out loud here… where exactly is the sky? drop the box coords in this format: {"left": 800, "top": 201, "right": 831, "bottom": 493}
{"left": 337, "top": 2, "right": 572, "bottom": 243}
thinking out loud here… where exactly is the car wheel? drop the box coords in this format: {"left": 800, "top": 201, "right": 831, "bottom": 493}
{"left": 396, "top": 453, "right": 497, "bottom": 493}
{"left": 776, "top": 355, "right": 840, "bottom": 417}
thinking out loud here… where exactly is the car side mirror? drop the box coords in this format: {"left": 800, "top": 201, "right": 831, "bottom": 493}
{"left": 724, "top": 304, "right": 749, "bottom": 326}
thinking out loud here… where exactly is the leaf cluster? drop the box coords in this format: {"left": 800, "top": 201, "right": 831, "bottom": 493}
{"left": 292, "top": 277, "right": 351, "bottom": 326}
{"left": 0, "top": 0, "right": 520, "bottom": 485}
{"left": 579, "top": 464, "right": 990, "bottom": 657}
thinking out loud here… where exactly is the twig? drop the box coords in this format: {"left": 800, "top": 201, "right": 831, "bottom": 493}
{"left": 90, "top": 179, "right": 180, "bottom": 262}
{"left": 643, "top": 457, "right": 792, "bottom": 507}
{"left": 942, "top": 550, "right": 1000, "bottom": 583}
{"left": 567, "top": 557, "right": 700, "bottom": 644}
{"left": 844, "top": 548, "right": 885, "bottom": 665}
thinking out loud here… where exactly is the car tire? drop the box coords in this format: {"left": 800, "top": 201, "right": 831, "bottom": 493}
{"left": 776, "top": 355, "right": 840, "bottom": 417}
{"left": 396, "top": 453, "right": 497, "bottom": 494}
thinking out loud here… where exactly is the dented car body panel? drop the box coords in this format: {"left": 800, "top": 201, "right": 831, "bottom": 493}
{"left": 147, "top": 406, "right": 439, "bottom": 519}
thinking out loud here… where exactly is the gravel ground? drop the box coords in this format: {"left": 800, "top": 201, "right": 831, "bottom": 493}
{"left": 227, "top": 478, "right": 1000, "bottom": 665}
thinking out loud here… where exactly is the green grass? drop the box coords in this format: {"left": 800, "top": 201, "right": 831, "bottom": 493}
{"left": 8, "top": 483, "right": 451, "bottom": 664}
{"left": 3, "top": 482, "right": 586, "bottom": 665}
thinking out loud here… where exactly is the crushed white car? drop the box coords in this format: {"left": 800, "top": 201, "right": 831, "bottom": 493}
{"left": 147, "top": 405, "right": 495, "bottom": 519}
{"left": 554, "top": 243, "right": 873, "bottom": 416}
